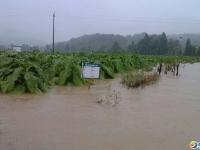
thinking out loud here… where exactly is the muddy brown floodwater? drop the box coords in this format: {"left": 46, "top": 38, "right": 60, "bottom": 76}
{"left": 0, "top": 64, "right": 200, "bottom": 150}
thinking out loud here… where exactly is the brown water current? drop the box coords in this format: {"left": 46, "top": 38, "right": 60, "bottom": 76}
{"left": 0, "top": 63, "right": 200, "bottom": 150}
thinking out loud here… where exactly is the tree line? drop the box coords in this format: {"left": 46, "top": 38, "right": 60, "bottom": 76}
{"left": 2, "top": 32, "right": 198, "bottom": 56}
{"left": 51, "top": 32, "right": 200, "bottom": 56}
{"left": 112, "top": 32, "right": 200, "bottom": 56}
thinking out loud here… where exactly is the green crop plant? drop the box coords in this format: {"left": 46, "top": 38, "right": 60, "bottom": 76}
{"left": 0, "top": 51, "right": 200, "bottom": 94}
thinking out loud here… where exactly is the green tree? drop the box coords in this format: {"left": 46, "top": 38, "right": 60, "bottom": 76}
{"left": 184, "top": 38, "right": 194, "bottom": 56}
{"left": 111, "top": 41, "right": 122, "bottom": 52}
{"left": 159, "top": 32, "right": 168, "bottom": 55}
{"left": 168, "top": 39, "right": 182, "bottom": 55}
{"left": 137, "top": 33, "right": 150, "bottom": 54}
{"left": 128, "top": 41, "right": 137, "bottom": 53}
{"left": 197, "top": 47, "right": 200, "bottom": 56}
{"left": 148, "top": 35, "right": 160, "bottom": 55}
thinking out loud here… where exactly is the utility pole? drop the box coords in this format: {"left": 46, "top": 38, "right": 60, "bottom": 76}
{"left": 52, "top": 12, "right": 55, "bottom": 53}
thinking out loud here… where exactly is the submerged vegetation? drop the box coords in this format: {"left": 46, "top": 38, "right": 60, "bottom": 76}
{"left": 121, "top": 71, "right": 159, "bottom": 88}
{"left": 0, "top": 51, "right": 200, "bottom": 94}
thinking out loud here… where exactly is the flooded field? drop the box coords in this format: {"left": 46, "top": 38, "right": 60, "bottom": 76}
{"left": 0, "top": 63, "right": 200, "bottom": 150}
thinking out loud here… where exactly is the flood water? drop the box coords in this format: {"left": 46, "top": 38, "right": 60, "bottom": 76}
{"left": 0, "top": 63, "right": 200, "bottom": 150}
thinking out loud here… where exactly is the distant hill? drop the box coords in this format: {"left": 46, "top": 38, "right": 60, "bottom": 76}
{"left": 53, "top": 33, "right": 146, "bottom": 52}
{"left": 52, "top": 33, "right": 200, "bottom": 52}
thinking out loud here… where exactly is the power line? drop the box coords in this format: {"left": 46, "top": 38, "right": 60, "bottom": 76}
{"left": 64, "top": 14, "right": 200, "bottom": 24}
{"left": 1, "top": 13, "right": 200, "bottom": 25}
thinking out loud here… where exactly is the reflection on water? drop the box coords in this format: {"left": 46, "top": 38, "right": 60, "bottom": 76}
{"left": 0, "top": 63, "right": 200, "bottom": 150}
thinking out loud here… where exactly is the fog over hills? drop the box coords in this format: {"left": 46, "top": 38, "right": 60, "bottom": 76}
{"left": 48, "top": 33, "right": 200, "bottom": 52}
{"left": 168, "top": 33, "right": 200, "bottom": 47}
{"left": 1, "top": 32, "right": 200, "bottom": 51}
{"left": 52, "top": 33, "right": 144, "bottom": 51}
{"left": 1, "top": 0, "right": 200, "bottom": 49}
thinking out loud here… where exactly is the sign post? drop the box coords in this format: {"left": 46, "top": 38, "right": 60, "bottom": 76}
{"left": 82, "top": 63, "right": 100, "bottom": 79}
{"left": 81, "top": 63, "right": 100, "bottom": 89}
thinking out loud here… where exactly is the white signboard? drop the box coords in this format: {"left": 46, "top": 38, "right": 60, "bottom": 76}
{"left": 13, "top": 46, "right": 22, "bottom": 52}
{"left": 82, "top": 63, "right": 100, "bottom": 79}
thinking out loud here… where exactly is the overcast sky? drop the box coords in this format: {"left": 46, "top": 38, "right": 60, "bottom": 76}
{"left": 1, "top": 0, "right": 200, "bottom": 45}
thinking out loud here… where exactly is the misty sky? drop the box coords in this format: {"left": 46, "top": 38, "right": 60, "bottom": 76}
{"left": 1, "top": 0, "right": 200, "bottom": 45}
